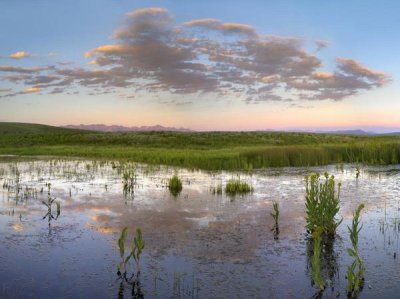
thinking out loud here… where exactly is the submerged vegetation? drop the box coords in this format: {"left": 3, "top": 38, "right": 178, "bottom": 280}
{"left": 168, "top": 174, "right": 183, "bottom": 196}
{"left": 2, "top": 122, "right": 400, "bottom": 170}
{"left": 225, "top": 177, "right": 253, "bottom": 196}
{"left": 347, "top": 204, "right": 365, "bottom": 297}
{"left": 305, "top": 173, "right": 342, "bottom": 237}
{"left": 270, "top": 202, "right": 280, "bottom": 239}
{"left": 311, "top": 227, "right": 325, "bottom": 291}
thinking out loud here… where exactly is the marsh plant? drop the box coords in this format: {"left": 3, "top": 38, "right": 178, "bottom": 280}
{"left": 356, "top": 165, "right": 361, "bottom": 179}
{"left": 347, "top": 203, "right": 365, "bottom": 297}
{"left": 311, "top": 227, "right": 325, "bottom": 291}
{"left": 42, "top": 183, "right": 61, "bottom": 221}
{"left": 270, "top": 202, "right": 280, "bottom": 239}
{"left": 117, "top": 227, "right": 145, "bottom": 297}
{"left": 210, "top": 183, "right": 223, "bottom": 195}
{"left": 122, "top": 168, "right": 137, "bottom": 197}
{"left": 168, "top": 174, "right": 182, "bottom": 197}
{"left": 225, "top": 177, "right": 253, "bottom": 196}
{"left": 42, "top": 183, "right": 61, "bottom": 234}
{"left": 305, "top": 172, "right": 342, "bottom": 237}
{"left": 117, "top": 227, "right": 145, "bottom": 277}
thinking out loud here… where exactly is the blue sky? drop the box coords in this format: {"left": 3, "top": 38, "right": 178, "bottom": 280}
{"left": 0, "top": 0, "right": 399, "bottom": 131}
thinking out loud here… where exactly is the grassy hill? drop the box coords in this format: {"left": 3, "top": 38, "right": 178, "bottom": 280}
{"left": 0, "top": 122, "right": 87, "bottom": 135}
{"left": 1, "top": 122, "right": 400, "bottom": 170}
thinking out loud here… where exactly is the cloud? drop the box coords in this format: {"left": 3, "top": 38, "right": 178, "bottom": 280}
{"left": 336, "top": 58, "right": 390, "bottom": 86}
{"left": 184, "top": 18, "right": 257, "bottom": 37}
{"left": 9, "top": 51, "right": 31, "bottom": 59}
{"left": 22, "top": 87, "right": 41, "bottom": 93}
{"left": 0, "top": 7, "right": 391, "bottom": 103}
{"left": 0, "top": 88, "right": 12, "bottom": 93}
{"left": 0, "top": 65, "right": 53, "bottom": 73}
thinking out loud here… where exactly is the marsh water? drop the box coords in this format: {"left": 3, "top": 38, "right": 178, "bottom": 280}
{"left": 1, "top": 158, "right": 400, "bottom": 298}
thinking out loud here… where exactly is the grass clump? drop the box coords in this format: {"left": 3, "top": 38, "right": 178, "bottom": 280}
{"left": 122, "top": 168, "right": 137, "bottom": 197}
{"left": 347, "top": 203, "right": 365, "bottom": 297}
{"left": 168, "top": 174, "right": 182, "bottom": 196}
{"left": 225, "top": 177, "right": 253, "bottom": 196}
{"left": 305, "top": 172, "right": 342, "bottom": 237}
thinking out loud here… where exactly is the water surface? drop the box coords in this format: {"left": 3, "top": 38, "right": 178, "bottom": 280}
{"left": 1, "top": 159, "right": 400, "bottom": 298}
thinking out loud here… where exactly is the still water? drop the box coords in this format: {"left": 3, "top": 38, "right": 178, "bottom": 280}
{"left": 1, "top": 159, "right": 400, "bottom": 298}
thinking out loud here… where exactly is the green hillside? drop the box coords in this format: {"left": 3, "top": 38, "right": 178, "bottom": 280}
{"left": 1, "top": 122, "right": 400, "bottom": 170}
{"left": 0, "top": 122, "right": 86, "bottom": 135}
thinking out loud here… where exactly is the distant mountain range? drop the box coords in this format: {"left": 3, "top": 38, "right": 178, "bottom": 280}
{"left": 60, "top": 125, "right": 400, "bottom": 135}
{"left": 314, "top": 129, "right": 373, "bottom": 135}
{"left": 313, "top": 129, "right": 400, "bottom": 135}
{"left": 62, "top": 124, "right": 193, "bottom": 132}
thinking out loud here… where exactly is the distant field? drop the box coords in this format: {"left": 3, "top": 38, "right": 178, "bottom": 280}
{"left": 1, "top": 122, "right": 400, "bottom": 170}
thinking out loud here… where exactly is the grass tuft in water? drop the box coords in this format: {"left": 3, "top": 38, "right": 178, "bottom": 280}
{"left": 122, "top": 166, "right": 137, "bottom": 197}
{"left": 210, "top": 183, "right": 223, "bottom": 195}
{"left": 346, "top": 203, "right": 365, "bottom": 297}
{"left": 305, "top": 172, "right": 342, "bottom": 237}
{"left": 225, "top": 177, "right": 253, "bottom": 196}
{"left": 168, "top": 174, "right": 183, "bottom": 197}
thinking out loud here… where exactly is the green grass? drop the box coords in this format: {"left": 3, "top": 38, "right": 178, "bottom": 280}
{"left": 1, "top": 122, "right": 400, "bottom": 170}
{"left": 225, "top": 178, "right": 253, "bottom": 196}
{"left": 168, "top": 174, "right": 183, "bottom": 196}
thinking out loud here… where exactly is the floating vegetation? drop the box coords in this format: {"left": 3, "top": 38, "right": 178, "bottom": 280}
{"left": 270, "top": 202, "right": 280, "bottom": 239}
{"left": 168, "top": 174, "right": 182, "bottom": 197}
{"left": 305, "top": 172, "right": 342, "bottom": 237}
{"left": 311, "top": 227, "right": 325, "bottom": 291}
{"left": 225, "top": 177, "right": 253, "bottom": 196}
{"left": 346, "top": 203, "right": 365, "bottom": 297}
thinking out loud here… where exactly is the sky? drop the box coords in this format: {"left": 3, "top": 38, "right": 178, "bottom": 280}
{"left": 0, "top": 0, "right": 399, "bottom": 131}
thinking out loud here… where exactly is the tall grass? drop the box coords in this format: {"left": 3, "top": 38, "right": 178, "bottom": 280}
{"left": 2, "top": 123, "right": 400, "bottom": 170}
{"left": 305, "top": 172, "right": 342, "bottom": 237}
